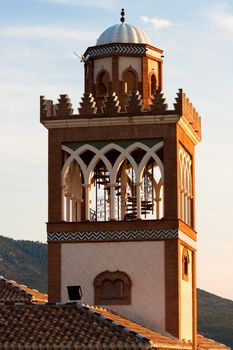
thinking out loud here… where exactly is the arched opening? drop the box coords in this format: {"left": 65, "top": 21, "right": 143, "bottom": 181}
{"left": 150, "top": 74, "right": 157, "bottom": 95}
{"left": 179, "top": 147, "right": 193, "bottom": 227}
{"left": 140, "top": 157, "right": 163, "bottom": 220}
{"left": 182, "top": 248, "right": 190, "bottom": 281}
{"left": 123, "top": 68, "right": 137, "bottom": 94}
{"left": 89, "top": 159, "right": 110, "bottom": 221}
{"left": 115, "top": 159, "right": 137, "bottom": 221}
{"left": 97, "top": 70, "right": 110, "bottom": 96}
{"left": 63, "top": 160, "right": 84, "bottom": 222}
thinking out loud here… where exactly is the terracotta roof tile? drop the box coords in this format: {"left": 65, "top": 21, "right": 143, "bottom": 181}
{"left": 0, "top": 303, "right": 148, "bottom": 349}
{"left": 0, "top": 276, "right": 48, "bottom": 303}
{"left": 197, "top": 335, "right": 230, "bottom": 350}
{"left": 0, "top": 301, "right": 229, "bottom": 349}
{"left": 0, "top": 279, "right": 229, "bottom": 350}
{"left": 86, "top": 304, "right": 191, "bottom": 349}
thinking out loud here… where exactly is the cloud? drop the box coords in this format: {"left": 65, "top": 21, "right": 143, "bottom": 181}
{"left": 208, "top": 3, "right": 233, "bottom": 31}
{"left": 211, "top": 13, "right": 233, "bottom": 31}
{"left": 35, "top": 0, "right": 114, "bottom": 7}
{"left": 0, "top": 25, "right": 97, "bottom": 41}
{"left": 141, "top": 16, "right": 172, "bottom": 30}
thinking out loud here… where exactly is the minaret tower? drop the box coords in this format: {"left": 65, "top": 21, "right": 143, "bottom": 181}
{"left": 40, "top": 10, "right": 201, "bottom": 349}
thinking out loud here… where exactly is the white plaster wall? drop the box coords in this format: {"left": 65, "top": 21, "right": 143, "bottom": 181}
{"left": 61, "top": 241, "right": 165, "bottom": 332}
{"left": 94, "top": 57, "right": 112, "bottom": 82}
{"left": 180, "top": 245, "right": 193, "bottom": 342}
{"left": 119, "top": 57, "right": 142, "bottom": 81}
{"left": 179, "top": 230, "right": 196, "bottom": 250}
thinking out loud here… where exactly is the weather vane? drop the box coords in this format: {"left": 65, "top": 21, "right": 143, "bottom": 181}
{"left": 120, "top": 8, "right": 125, "bottom": 23}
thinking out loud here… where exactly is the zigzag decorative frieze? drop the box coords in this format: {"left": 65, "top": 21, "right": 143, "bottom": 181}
{"left": 47, "top": 229, "right": 178, "bottom": 241}
{"left": 85, "top": 45, "right": 146, "bottom": 59}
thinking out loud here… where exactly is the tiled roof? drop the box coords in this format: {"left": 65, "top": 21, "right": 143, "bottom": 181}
{"left": 0, "top": 276, "right": 48, "bottom": 303}
{"left": 0, "top": 302, "right": 190, "bottom": 349}
{"left": 87, "top": 304, "right": 191, "bottom": 349}
{"left": 0, "top": 300, "right": 230, "bottom": 349}
{"left": 0, "top": 280, "right": 229, "bottom": 349}
{"left": 197, "top": 335, "right": 230, "bottom": 350}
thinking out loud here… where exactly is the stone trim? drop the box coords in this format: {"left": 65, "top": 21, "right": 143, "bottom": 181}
{"left": 42, "top": 114, "right": 180, "bottom": 129}
{"left": 47, "top": 229, "right": 178, "bottom": 241}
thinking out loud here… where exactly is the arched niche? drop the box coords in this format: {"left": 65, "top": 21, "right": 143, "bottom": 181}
{"left": 179, "top": 147, "right": 193, "bottom": 227}
{"left": 182, "top": 248, "right": 190, "bottom": 281}
{"left": 96, "top": 69, "right": 110, "bottom": 97}
{"left": 140, "top": 157, "right": 164, "bottom": 220}
{"left": 150, "top": 73, "right": 157, "bottom": 95}
{"left": 89, "top": 159, "right": 111, "bottom": 222}
{"left": 63, "top": 160, "right": 85, "bottom": 222}
{"left": 94, "top": 270, "right": 132, "bottom": 305}
{"left": 122, "top": 67, "right": 138, "bottom": 94}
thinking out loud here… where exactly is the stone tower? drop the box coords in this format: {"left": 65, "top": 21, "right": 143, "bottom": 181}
{"left": 40, "top": 10, "right": 201, "bottom": 349}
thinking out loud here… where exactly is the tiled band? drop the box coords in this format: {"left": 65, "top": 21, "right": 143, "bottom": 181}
{"left": 84, "top": 45, "right": 147, "bottom": 59}
{"left": 47, "top": 229, "right": 178, "bottom": 241}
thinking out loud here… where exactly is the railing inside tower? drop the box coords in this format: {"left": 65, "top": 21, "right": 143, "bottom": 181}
{"left": 90, "top": 208, "right": 97, "bottom": 221}
{"left": 90, "top": 165, "right": 110, "bottom": 222}
{"left": 62, "top": 144, "right": 164, "bottom": 223}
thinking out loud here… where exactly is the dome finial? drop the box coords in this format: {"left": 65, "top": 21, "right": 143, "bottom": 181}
{"left": 120, "top": 8, "right": 125, "bottom": 23}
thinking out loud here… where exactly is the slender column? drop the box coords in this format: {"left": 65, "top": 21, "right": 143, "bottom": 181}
{"left": 121, "top": 162, "right": 128, "bottom": 220}
{"left": 72, "top": 200, "right": 76, "bottom": 222}
{"left": 61, "top": 186, "right": 65, "bottom": 221}
{"left": 155, "top": 185, "right": 161, "bottom": 219}
{"left": 180, "top": 187, "right": 185, "bottom": 221}
{"left": 77, "top": 202, "right": 81, "bottom": 221}
{"left": 184, "top": 190, "right": 188, "bottom": 223}
{"left": 135, "top": 182, "right": 142, "bottom": 219}
{"left": 192, "top": 250, "right": 197, "bottom": 350}
{"left": 83, "top": 184, "right": 91, "bottom": 221}
{"left": 66, "top": 198, "right": 70, "bottom": 222}
{"left": 156, "top": 198, "right": 161, "bottom": 219}
{"left": 107, "top": 183, "right": 117, "bottom": 220}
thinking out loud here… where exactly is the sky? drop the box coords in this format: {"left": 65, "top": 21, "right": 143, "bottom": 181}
{"left": 0, "top": 0, "right": 232, "bottom": 300}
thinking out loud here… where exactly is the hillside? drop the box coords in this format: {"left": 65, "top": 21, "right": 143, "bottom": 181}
{"left": 198, "top": 288, "right": 233, "bottom": 349}
{"left": 0, "top": 235, "right": 47, "bottom": 293}
{"left": 0, "top": 235, "right": 232, "bottom": 348}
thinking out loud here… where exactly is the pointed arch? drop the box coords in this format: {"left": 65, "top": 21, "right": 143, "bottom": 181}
{"left": 122, "top": 67, "right": 138, "bottom": 93}
{"left": 149, "top": 72, "right": 157, "bottom": 96}
{"left": 96, "top": 69, "right": 110, "bottom": 97}
{"left": 179, "top": 146, "right": 193, "bottom": 226}
{"left": 94, "top": 270, "right": 132, "bottom": 305}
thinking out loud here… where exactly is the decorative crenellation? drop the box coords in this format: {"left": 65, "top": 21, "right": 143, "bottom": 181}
{"left": 78, "top": 93, "right": 97, "bottom": 116}
{"left": 56, "top": 94, "right": 73, "bottom": 117}
{"left": 40, "top": 89, "right": 201, "bottom": 139}
{"left": 174, "top": 89, "right": 201, "bottom": 139}
{"left": 101, "top": 92, "right": 121, "bottom": 114}
{"left": 41, "top": 94, "right": 73, "bottom": 120}
{"left": 149, "top": 90, "right": 168, "bottom": 114}
{"left": 40, "top": 96, "right": 55, "bottom": 119}
{"left": 47, "top": 229, "right": 178, "bottom": 241}
{"left": 126, "top": 90, "right": 143, "bottom": 114}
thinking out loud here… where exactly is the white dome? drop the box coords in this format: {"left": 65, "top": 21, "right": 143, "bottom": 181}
{"left": 96, "top": 23, "right": 153, "bottom": 46}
